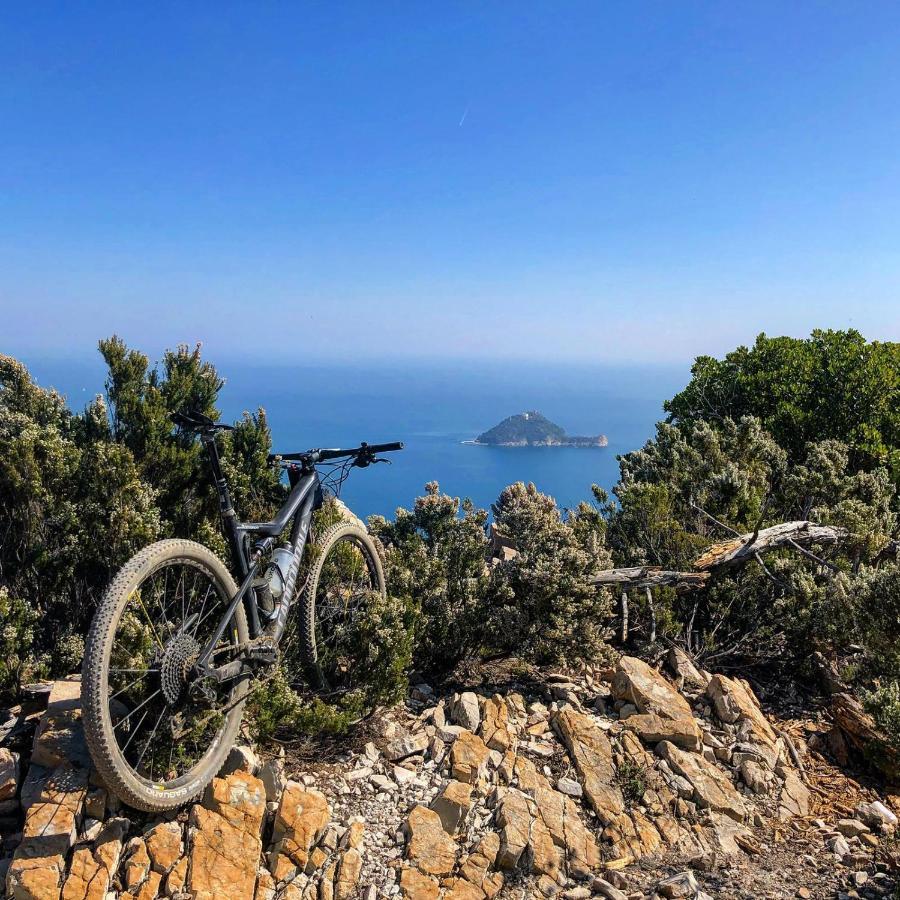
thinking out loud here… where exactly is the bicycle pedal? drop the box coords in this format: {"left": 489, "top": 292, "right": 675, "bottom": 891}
{"left": 246, "top": 636, "right": 278, "bottom": 666}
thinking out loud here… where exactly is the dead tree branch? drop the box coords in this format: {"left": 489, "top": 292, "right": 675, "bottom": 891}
{"left": 591, "top": 566, "right": 709, "bottom": 590}
{"left": 693, "top": 521, "right": 848, "bottom": 571}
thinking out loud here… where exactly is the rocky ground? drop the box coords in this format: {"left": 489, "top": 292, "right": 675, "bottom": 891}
{"left": 1, "top": 651, "right": 899, "bottom": 900}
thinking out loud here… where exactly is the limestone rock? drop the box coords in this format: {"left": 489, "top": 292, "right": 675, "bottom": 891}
{"left": 121, "top": 870, "right": 162, "bottom": 900}
{"left": 858, "top": 800, "right": 898, "bottom": 829}
{"left": 188, "top": 803, "right": 262, "bottom": 900}
{"left": 399, "top": 867, "right": 440, "bottom": 900}
{"left": 702, "top": 811, "right": 754, "bottom": 856}
{"left": 739, "top": 759, "right": 771, "bottom": 795}
{"left": 165, "top": 856, "right": 188, "bottom": 897}
{"left": 254, "top": 868, "right": 276, "bottom": 900}
{"left": 335, "top": 847, "right": 362, "bottom": 900}
{"left": 560, "top": 796, "right": 601, "bottom": 877}
{"left": 258, "top": 756, "right": 286, "bottom": 804}
{"left": 268, "top": 783, "right": 330, "bottom": 880}
{"left": 623, "top": 712, "right": 702, "bottom": 751}
{"left": 450, "top": 730, "right": 491, "bottom": 785}
{"left": 0, "top": 748, "right": 19, "bottom": 815}
{"left": 31, "top": 679, "right": 92, "bottom": 770}
{"left": 386, "top": 731, "right": 430, "bottom": 761}
{"left": 451, "top": 692, "right": 482, "bottom": 732}
{"left": 123, "top": 839, "right": 151, "bottom": 891}
{"left": 657, "top": 741, "right": 747, "bottom": 822}
{"left": 8, "top": 764, "right": 88, "bottom": 900}
{"left": 406, "top": 805, "right": 458, "bottom": 876}
{"left": 556, "top": 777, "right": 582, "bottom": 798}
{"left": 836, "top": 818, "right": 869, "bottom": 837}
{"left": 777, "top": 770, "right": 810, "bottom": 821}
{"left": 495, "top": 789, "right": 535, "bottom": 870}
{"left": 460, "top": 831, "right": 500, "bottom": 888}
{"left": 83, "top": 787, "right": 106, "bottom": 821}
{"left": 443, "top": 877, "right": 487, "bottom": 900}
{"left": 530, "top": 817, "right": 563, "bottom": 883}
{"left": 144, "top": 821, "right": 183, "bottom": 874}
{"left": 706, "top": 674, "right": 777, "bottom": 748}
{"left": 221, "top": 744, "right": 260, "bottom": 776}
{"left": 204, "top": 770, "right": 267, "bottom": 834}
{"left": 613, "top": 657, "right": 694, "bottom": 718}
{"left": 61, "top": 817, "right": 129, "bottom": 900}
{"left": 553, "top": 707, "right": 624, "bottom": 824}
{"left": 668, "top": 648, "right": 709, "bottom": 690}
{"left": 481, "top": 695, "right": 513, "bottom": 753}
{"left": 612, "top": 657, "right": 701, "bottom": 749}
{"left": 431, "top": 779, "right": 473, "bottom": 834}
{"left": 591, "top": 879, "right": 628, "bottom": 900}
{"left": 655, "top": 871, "right": 700, "bottom": 898}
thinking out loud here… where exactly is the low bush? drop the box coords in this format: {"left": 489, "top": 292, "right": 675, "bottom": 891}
{"left": 372, "top": 480, "right": 616, "bottom": 672}
{"left": 370, "top": 482, "right": 490, "bottom": 673}
{"left": 0, "top": 342, "right": 282, "bottom": 701}
{"left": 485, "top": 482, "right": 614, "bottom": 664}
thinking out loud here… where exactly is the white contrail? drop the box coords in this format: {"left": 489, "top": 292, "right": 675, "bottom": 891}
{"left": 459, "top": 106, "right": 469, "bottom": 127}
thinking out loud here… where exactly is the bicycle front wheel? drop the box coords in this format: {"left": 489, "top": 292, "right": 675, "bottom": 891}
{"left": 82, "top": 539, "right": 249, "bottom": 812}
{"left": 297, "top": 521, "right": 386, "bottom": 692}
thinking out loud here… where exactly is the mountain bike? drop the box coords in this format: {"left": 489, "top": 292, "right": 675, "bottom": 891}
{"left": 81, "top": 410, "right": 402, "bottom": 811}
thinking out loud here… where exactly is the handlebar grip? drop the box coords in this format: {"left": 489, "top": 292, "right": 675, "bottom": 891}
{"left": 367, "top": 441, "right": 404, "bottom": 453}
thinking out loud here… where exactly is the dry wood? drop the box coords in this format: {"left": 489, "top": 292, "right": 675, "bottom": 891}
{"left": 645, "top": 585, "right": 657, "bottom": 644}
{"left": 693, "top": 521, "right": 847, "bottom": 571}
{"left": 591, "top": 566, "right": 709, "bottom": 589}
{"left": 831, "top": 691, "right": 900, "bottom": 779}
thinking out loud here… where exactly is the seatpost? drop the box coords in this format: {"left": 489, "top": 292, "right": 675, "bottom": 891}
{"left": 202, "top": 433, "right": 248, "bottom": 577}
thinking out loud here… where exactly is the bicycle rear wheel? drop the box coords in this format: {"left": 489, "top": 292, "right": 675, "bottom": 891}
{"left": 82, "top": 539, "right": 248, "bottom": 811}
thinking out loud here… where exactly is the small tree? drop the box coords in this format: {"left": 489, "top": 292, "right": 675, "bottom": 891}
{"left": 370, "top": 482, "right": 489, "bottom": 674}
{"left": 486, "top": 482, "right": 614, "bottom": 664}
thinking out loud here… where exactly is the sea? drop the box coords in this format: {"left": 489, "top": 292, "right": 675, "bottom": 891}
{"left": 22, "top": 357, "right": 689, "bottom": 520}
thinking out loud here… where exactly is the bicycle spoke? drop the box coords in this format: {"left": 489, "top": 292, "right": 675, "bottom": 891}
{"left": 114, "top": 689, "right": 162, "bottom": 731}
{"left": 106, "top": 557, "right": 242, "bottom": 788}
{"left": 110, "top": 671, "right": 152, "bottom": 701}
{"left": 121, "top": 706, "right": 152, "bottom": 753}
{"left": 135, "top": 705, "right": 169, "bottom": 772}
{"left": 134, "top": 593, "right": 164, "bottom": 649}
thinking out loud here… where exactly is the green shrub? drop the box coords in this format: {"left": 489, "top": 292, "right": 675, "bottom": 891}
{"left": 616, "top": 756, "right": 649, "bottom": 807}
{"left": 486, "top": 482, "right": 614, "bottom": 664}
{"left": 370, "top": 482, "right": 489, "bottom": 673}
{"left": 664, "top": 329, "right": 900, "bottom": 482}
{"left": 0, "top": 343, "right": 283, "bottom": 703}
{"left": 250, "top": 589, "right": 416, "bottom": 743}
{"left": 0, "top": 588, "right": 45, "bottom": 697}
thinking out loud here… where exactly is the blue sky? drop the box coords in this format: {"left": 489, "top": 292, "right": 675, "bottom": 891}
{"left": 1, "top": 3, "right": 899, "bottom": 364}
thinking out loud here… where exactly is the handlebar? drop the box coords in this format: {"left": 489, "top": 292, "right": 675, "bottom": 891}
{"left": 268, "top": 441, "right": 404, "bottom": 466}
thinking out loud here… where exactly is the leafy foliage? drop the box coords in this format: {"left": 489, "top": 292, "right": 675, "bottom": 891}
{"left": 370, "top": 482, "right": 489, "bottom": 673}
{"left": 0, "top": 341, "right": 282, "bottom": 698}
{"left": 664, "top": 329, "right": 900, "bottom": 482}
{"left": 486, "top": 482, "right": 614, "bottom": 663}
{"left": 373, "top": 481, "right": 615, "bottom": 672}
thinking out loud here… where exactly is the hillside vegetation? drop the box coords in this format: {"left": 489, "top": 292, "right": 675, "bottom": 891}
{"left": 1, "top": 329, "right": 899, "bottom": 770}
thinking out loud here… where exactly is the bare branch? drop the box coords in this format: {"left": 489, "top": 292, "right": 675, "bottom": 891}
{"left": 694, "top": 521, "right": 848, "bottom": 571}
{"left": 591, "top": 566, "right": 709, "bottom": 590}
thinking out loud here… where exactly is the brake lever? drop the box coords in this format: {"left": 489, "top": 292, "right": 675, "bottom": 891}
{"left": 352, "top": 453, "right": 392, "bottom": 468}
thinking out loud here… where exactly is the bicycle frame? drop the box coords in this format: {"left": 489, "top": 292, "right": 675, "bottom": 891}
{"left": 193, "top": 433, "right": 321, "bottom": 679}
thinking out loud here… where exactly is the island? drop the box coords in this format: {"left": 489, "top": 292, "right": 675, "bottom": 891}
{"left": 472, "top": 411, "right": 608, "bottom": 447}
